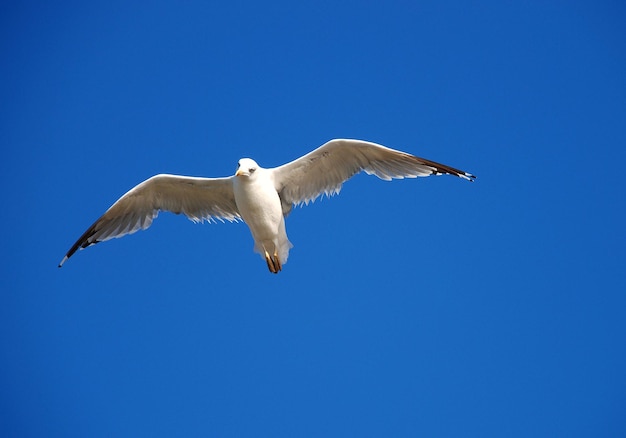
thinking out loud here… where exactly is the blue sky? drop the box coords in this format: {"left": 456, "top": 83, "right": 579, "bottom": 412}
{"left": 2, "top": 1, "right": 625, "bottom": 436}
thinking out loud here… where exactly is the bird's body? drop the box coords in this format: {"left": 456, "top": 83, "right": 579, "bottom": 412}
{"left": 59, "top": 139, "right": 475, "bottom": 273}
{"left": 233, "top": 160, "right": 292, "bottom": 272}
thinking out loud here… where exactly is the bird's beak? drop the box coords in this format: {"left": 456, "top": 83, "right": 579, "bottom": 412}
{"left": 235, "top": 169, "right": 244, "bottom": 177}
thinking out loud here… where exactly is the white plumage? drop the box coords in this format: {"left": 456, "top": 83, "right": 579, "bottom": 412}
{"left": 59, "top": 139, "right": 475, "bottom": 273}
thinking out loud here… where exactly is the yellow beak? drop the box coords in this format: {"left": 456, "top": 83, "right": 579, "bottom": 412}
{"left": 235, "top": 169, "right": 244, "bottom": 177}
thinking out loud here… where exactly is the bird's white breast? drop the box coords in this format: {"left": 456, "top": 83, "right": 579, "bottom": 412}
{"left": 233, "top": 170, "right": 283, "bottom": 237}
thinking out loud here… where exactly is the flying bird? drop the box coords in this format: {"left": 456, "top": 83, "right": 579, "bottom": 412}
{"left": 59, "top": 139, "right": 475, "bottom": 273}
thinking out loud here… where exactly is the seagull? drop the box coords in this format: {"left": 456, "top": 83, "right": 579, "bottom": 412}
{"left": 59, "top": 139, "right": 475, "bottom": 273}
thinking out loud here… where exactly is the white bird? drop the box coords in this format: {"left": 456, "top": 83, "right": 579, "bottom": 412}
{"left": 59, "top": 139, "right": 475, "bottom": 273}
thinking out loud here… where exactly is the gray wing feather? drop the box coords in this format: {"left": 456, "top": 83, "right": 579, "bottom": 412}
{"left": 59, "top": 174, "right": 239, "bottom": 266}
{"left": 272, "top": 139, "right": 475, "bottom": 207}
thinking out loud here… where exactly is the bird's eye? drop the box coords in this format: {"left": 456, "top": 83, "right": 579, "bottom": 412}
{"left": 250, "top": 168, "right": 256, "bottom": 173}
{"left": 236, "top": 163, "right": 241, "bottom": 169}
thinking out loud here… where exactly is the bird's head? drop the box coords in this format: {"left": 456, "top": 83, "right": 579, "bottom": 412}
{"left": 235, "top": 158, "right": 259, "bottom": 178}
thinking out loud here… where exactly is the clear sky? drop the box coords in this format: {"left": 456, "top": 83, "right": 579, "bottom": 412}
{"left": 2, "top": 1, "right": 625, "bottom": 436}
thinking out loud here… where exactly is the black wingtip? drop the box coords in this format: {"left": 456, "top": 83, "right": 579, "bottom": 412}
{"left": 58, "top": 255, "right": 69, "bottom": 268}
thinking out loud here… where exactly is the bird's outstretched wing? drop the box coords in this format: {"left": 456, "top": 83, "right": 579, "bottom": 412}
{"left": 59, "top": 174, "right": 239, "bottom": 266}
{"left": 272, "top": 139, "right": 475, "bottom": 207}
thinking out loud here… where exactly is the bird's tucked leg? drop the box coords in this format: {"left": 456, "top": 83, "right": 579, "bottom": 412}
{"left": 273, "top": 250, "right": 282, "bottom": 272}
{"left": 264, "top": 249, "right": 281, "bottom": 274}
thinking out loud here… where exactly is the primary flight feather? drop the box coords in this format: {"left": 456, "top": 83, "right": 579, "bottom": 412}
{"left": 59, "top": 139, "right": 475, "bottom": 273}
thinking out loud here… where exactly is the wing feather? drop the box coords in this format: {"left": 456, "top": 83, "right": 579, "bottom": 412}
{"left": 59, "top": 174, "right": 239, "bottom": 266}
{"left": 272, "top": 139, "right": 475, "bottom": 207}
